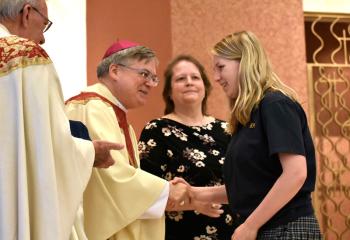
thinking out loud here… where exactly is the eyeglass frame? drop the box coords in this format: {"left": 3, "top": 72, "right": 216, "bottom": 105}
{"left": 20, "top": 5, "right": 53, "bottom": 33}
{"left": 117, "top": 63, "right": 159, "bottom": 86}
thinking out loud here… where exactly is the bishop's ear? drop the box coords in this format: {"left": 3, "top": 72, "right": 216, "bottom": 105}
{"left": 109, "top": 64, "right": 120, "bottom": 80}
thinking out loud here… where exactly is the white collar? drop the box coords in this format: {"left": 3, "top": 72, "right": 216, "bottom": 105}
{"left": 115, "top": 98, "right": 127, "bottom": 113}
{"left": 0, "top": 23, "right": 12, "bottom": 37}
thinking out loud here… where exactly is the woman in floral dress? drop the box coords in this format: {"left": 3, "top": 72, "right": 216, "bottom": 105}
{"left": 139, "top": 55, "right": 235, "bottom": 240}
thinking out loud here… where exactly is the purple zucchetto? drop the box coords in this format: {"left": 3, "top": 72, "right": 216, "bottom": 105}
{"left": 102, "top": 40, "right": 140, "bottom": 59}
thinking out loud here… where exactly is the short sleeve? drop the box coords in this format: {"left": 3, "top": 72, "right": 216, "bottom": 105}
{"left": 261, "top": 99, "right": 306, "bottom": 156}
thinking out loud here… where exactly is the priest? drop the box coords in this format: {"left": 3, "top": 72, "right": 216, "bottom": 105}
{"left": 0, "top": 1, "right": 123, "bottom": 239}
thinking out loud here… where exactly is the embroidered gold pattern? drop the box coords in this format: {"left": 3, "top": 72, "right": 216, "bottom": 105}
{"left": 0, "top": 36, "right": 52, "bottom": 77}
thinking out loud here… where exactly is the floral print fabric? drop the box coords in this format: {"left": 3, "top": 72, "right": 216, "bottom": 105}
{"left": 139, "top": 118, "right": 235, "bottom": 240}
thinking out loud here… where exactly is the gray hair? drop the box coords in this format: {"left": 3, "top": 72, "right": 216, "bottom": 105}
{"left": 0, "top": 0, "right": 38, "bottom": 21}
{"left": 97, "top": 45, "right": 157, "bottom": 78}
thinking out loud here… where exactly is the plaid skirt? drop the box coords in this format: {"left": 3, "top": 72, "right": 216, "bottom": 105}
{"left": 257, "top": 215, "right": 322, "bottom": 240}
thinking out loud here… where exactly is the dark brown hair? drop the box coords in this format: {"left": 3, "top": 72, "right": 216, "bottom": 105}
{"left": 163, "top": 55, "right": 212, "bottom": 114}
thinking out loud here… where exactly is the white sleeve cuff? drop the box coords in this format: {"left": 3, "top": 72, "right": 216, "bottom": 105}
{"left": 138, "top": 182, "right": 169, "bottom": 219}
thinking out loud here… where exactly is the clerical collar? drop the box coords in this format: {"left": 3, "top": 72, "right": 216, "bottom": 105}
{"left": 95, "top": 82, "right": 127, "bottom": 112}
{"left": 115, "top": 98, "right": 127, "bottom": 112}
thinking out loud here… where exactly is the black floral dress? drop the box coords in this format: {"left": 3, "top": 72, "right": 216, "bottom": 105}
{"left": 138, "top": 118, "right": 235, "bottom": 240}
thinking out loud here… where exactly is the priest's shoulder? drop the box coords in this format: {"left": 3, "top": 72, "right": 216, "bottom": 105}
{"left": 0, "top": 35, "right": 52, "bottom": 75}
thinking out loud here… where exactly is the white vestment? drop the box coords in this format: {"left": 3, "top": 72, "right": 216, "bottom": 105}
{"left": 65, "top": 83, "right": 167, "bottom": 240}
{"left": 0, "top": 25, "right": 95, "bottom": 240}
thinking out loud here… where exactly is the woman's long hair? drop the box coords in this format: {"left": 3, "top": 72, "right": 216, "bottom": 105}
{"left": 212, "top": 31, "right": 297, "bottom": 134}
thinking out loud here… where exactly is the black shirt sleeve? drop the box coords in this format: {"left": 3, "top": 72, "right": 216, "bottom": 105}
{"left": 260, "top": 98, "right": 306, "bottom": 157}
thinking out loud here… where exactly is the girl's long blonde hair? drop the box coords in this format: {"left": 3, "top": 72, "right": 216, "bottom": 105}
{"left": 212, "top": 31, "right": 297, "bottom": 134}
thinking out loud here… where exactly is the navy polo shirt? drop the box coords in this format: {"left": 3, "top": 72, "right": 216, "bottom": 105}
{"left": 223, "top": 91, "right": 316, "bottom": 229}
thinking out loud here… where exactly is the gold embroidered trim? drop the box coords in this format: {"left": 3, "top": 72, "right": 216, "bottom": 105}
{"left": 0, "top": 36, "right": 52, "bottom": 77}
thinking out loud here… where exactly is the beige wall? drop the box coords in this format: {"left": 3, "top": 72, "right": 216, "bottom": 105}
{"left": 303, "top": 0, "right": 350, "bottom": 13}
{"left": 87, "top": 0, "right": 308, "bottom": 137}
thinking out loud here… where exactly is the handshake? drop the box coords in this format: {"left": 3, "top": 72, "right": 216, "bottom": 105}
{"left": 166, "top": 177, "right": 224, "bottom": 218}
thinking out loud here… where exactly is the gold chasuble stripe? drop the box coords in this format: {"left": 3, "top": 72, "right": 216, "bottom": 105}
{"left": 0, "top": 36, "right": 51, "bottom": 77}
{"left": 66, "top": 92, "right": 138, "bottom": 167}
